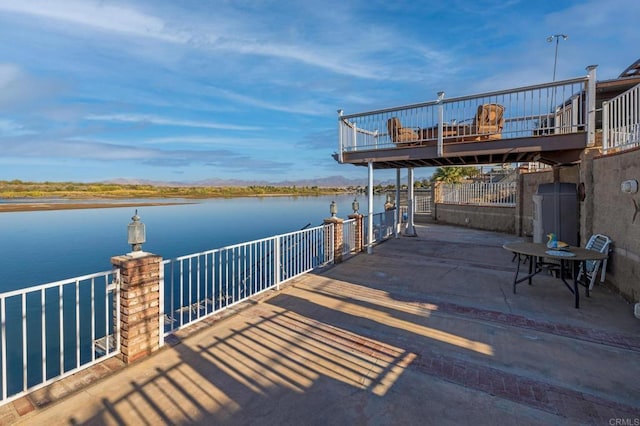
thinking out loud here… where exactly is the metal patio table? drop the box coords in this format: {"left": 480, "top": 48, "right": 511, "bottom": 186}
{"left": 503, "top": 242, "right": 608, "bottom": 309}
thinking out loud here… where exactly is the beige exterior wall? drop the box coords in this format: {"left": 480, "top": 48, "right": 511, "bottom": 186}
{"left": 590, "top": 147, "right": 640, "bottom": 301}
{"left": 435, "top": 204, "right": 515, "bottom": 233}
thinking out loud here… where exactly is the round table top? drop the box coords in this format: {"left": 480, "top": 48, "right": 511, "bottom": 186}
{"left": 503, "top": 241, "right": 608, "bottom": 261}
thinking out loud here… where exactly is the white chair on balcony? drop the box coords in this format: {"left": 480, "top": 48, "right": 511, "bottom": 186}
{"left": 577, "top": 234, "right": 612, "bottom": 290}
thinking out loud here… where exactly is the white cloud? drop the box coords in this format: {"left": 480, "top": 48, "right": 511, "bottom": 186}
{"left": 84, "top": 114, "right": 261, "bottom": 131}
{"left": 206, "top": 87, "right": 328, "bottom": 116}
{"left": 0, "top": 0, "right": 446, "bottom": 82}
{"left": 0, "top": 119, "right": 35, "bottom": 137}
{"left": 0, "top": 63, "right": 61, "bottom": 110}
{"left": 0, "top": 63, "right": 21, "bottom": 87}
{"left": 0, "top": 0, "right": 188, "bottom": 43}
{"left": 141, "top": 135, "right": 289, "bottom": 149}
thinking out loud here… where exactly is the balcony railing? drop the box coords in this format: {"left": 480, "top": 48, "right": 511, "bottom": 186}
{"left": 0, "top": 270, "right": 120, "bottom": 405}
{"left": 337, "top": 68, "right": 596, "bottom": 160}
{"left": 603, "top": 83, "right": 640, "bottom": 153}
{"left": 161, "top": 224, "right": 333, "bottom": 336}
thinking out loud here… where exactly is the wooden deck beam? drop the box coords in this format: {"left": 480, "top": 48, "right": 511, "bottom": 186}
{"left": 339, "top": 133, "right": 588, "bottom": 169}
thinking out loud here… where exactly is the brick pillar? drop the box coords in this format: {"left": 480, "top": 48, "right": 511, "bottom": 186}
{"left": 324, "top": 217, "right": 344, "bottom": 263}
{"left": 348, "top": 213, "right": 364, "bottom": 253}
{"left": 111, "top": 254, "right": 162, "bottom": 364}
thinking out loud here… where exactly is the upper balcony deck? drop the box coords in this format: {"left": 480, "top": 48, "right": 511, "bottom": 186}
{"left": 336, "top": 66, "right": 598, "bottom": 169}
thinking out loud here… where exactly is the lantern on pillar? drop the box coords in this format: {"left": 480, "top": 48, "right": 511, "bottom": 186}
{"left": 351, "top": 198, "right": 359, "bottom": 214}
{"left": 127, "top": 210, "right": 146, "bottom": 253}
{"left": 330, "top": 200, "right": 338, "bottom": 217}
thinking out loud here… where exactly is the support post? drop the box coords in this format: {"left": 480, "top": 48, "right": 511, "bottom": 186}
{"left": 367, "top": 161, "right": 374, "bottom": 254}
{"left": 437, "top": 96, "right": 444, "bottom": 157}
{"left": 111, "top": 253, "right": 162, "bottom": 364}
{"left": 404, "top": 167, "right": 417, "bottom": 236}
{"left": 395, "top": 169, "right": 401, "bottom": 238}
{"left": 337, "top": 109, "right": 344, "bottom": 163}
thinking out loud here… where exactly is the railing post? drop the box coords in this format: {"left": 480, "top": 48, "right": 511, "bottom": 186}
{"left": 158, "top": 262, "right": 164, "bottom": 348}
{"left": 395, "top": 168, "right": 401, "bottom": 238}
{"left": 337, "top": 109, "right": 344, "bottom": 162}
{"left": 367, "top": 161, "right": 374, "bottom": 254}
{"left": 586, "top": 64, "right": 598, "bottom": 147}
{"left": 275, "top": 235, "right": 281, "bottom": 290}
{"left": 324, "top": 217, "right": 344, "bottom": 263}
{"left": 602, "top": 100, "right": 609, "bottom": 152}
{"left": 348, "top": 213, "right": 364, "bottom": 253}
{"left": 111, "top": 253, "right": 162, "bottom": 364}
{"left": 571, "top": 96, "right": 579, "bottom": 133}
{"left": 437, "top": 102, "right": 444, "bottom": 157}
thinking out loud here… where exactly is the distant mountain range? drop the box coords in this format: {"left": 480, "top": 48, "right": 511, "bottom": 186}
{"left": 105, "top": 174, "right": 432, "bottom": 188}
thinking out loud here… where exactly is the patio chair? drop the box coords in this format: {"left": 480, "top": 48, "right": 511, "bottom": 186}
{"left": 455, "top": 103, "right": 505, "bottom": 141}
{"left": 387, "top": 117, "right": 420, "bottom": 144}
{"left": 415, "top": 103, "right": 506, "bottom": 143}
{"left": 576, "top": 234, "right": 612, "bottom": 290}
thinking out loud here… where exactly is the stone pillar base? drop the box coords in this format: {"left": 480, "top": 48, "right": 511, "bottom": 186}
{"left": 111, "top": 253, "right": 162, "bottom": 364}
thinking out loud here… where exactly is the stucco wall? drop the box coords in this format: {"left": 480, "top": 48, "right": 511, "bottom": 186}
{"left": 435, "top": 204, "right": 515, "bottom": 233}
{"left": 591, "top": 147, "right": 640, "bottom": 302}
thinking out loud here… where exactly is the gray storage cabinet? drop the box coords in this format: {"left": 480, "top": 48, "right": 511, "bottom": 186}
{"left": 532, "top": 182, "right": 578, "bottom": 246}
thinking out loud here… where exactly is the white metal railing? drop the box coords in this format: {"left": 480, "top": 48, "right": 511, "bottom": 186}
{"left": 0, "top": 270, "right": 120, "bottom": 405}
{"left": 162, "top": 224, "right": 333, "bottom": 335}
{"left": 342, "top": 218, "right": 357, "bottom": 257}
{"left": 415, "top": 195, "right": 432, "bottom": 213}
{"left": 603, "top": 83, "right": 640, "bottom": 153}
{"left": 338, "top": 72, "right": 594, "bottom": 159}
{"left": 366, "top": 211, "right": 395, "bottom": 243}
{"left": 438, "top": 182, "right": 517, "bottom": 206}
{"left": 525, "top": 162, "right": 552, "bottom": 172}
{"left": 398, "top": 196, "right": 431, "bottom": 220}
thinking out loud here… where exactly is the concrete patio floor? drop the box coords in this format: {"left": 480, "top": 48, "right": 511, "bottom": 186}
{"left": 3, "top": 223, "right": 639, "bottom": 425}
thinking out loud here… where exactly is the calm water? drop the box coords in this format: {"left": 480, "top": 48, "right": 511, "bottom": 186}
{"left": 0, "top": 194, "right": 385, "bottom": 292}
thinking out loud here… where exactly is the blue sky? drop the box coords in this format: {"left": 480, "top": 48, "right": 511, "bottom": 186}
{"left": 0, "top": 0, "right": 638, "bottom": 185}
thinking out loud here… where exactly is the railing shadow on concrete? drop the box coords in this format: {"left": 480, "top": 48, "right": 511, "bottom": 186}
{"left": 8, "top": 224, "right": 640, "bottom": 423}
{"left": 66, "top": 306, "right": 418, "bottom": 424}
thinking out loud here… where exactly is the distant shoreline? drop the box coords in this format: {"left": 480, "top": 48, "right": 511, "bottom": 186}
{"left": 0, "top": 191, "right": 355, "bottom": 213}
{"left": 0, "top": 201, "right": 193, "bottom": 213}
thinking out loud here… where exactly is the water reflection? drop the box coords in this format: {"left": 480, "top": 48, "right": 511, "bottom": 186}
{"left": 0, "top": 195, "right": 384, "bottom": 291}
